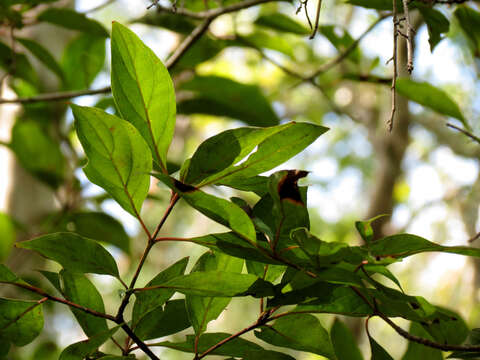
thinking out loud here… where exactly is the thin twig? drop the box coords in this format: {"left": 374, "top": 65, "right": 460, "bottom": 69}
{"left": 447, "top": 123, "right": 480, "bottom": 145}
{"left": 401, "top": 0, "right": 414, "bottom": 73}
{"left": 0, "top": 86, "right": 111, "bottom": 105}
{"left": 387, "top": 0, "right": 399, "bottom": 132}
{"left": 309, "top": 0, "right": 322, "bottom": 39}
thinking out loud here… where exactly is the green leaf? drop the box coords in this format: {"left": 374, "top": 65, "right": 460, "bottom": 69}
{"left": 59, "top": 326, "right": 119, "bottom": 360}
{"left": 238, "top": 31, "right": 295, "bottom": 58}
{"left": 188, "top": 232, "right": 277, "bottom": 264}
{"left": 132, "top": 257, "right": 188, "bottom": 325}
{"left": 133, "top": 12, "right": 196, "bottom": 34}
{"left": 331, "top": 318, "right": 363, "bottom": 360}
{"left": 38, "top": 270, "right": 62, "bottom": 293}
{"left": 72, "top": 105, "right": 152, "bottom": 216}
{"left": 185, "top": 122, "right": 328, "bottom": 186}
{"left": 178, "top": 75, "right": 279, "bottom": 127}
{"left": 355, "top": 215, "right": 387, "bottom": 244}
{"left": 219, "top": 176, "right": 268, "bottom": 196}
{"left": 17, "top": 37, "right": 64, "bottom": 79}
{"left": 37, "top": 8, "right": 109, "bottom": 37}
{"left": 255, "top": 313, "right": 336, "bottom": 358}
{"left": 59, "top": 212, "right": 130, "bottom": 254}
{"left": 0, "top": 213, "right": 15, "bottom": 261}
{"left": 155, "top": 175, "right": 257, "bottom": 243}
{"left": 454, "top": 6, "right": 480, "bottom": 58}
{"left": 346, "top": 0, "right": 405, "bottom": 11}
{"left": 0, "top": 264, "right": 19, "bottom": 283}
{"left": 158, "top": 271, "right": 274, "bottom": 297}
{"left": 369, "top": 335, "right": 394, "bottom": 360}
{"left": 98, "top": 356, "right": 136, "bottom": 359}
{"left": 186, "top": 251, "right": 243, "bottom": 335}
{"left": 417, "top": 5, "right": 449, "bottom": 51}
{"left": 402, "top": 322, "right": 442, "bottom": 360}
{"left": 246, "top": 261, "right": 286, "bottom": 283}
{"left": 155, "top": 333, "right": 295, "bottom": 359}
{"left": 10, "top": 120, "right": 66, "bottom": 188}
{"left": 135, "top": 299, "right": 191, "bottom": 340}
{"left": 0, "top": 41, "right": 37, "bottom": 85}
{"left": 60, "top": 270, "right": 109, "bottom": 337}
{"left": 62, "top": 34, "right": 106, "bottom": 90}
{"left": 111, "top": 22, "right": 176, "bottom": 171}
{"left": 17, "top": 233, "right": 119, "bottom": 277}
{"left": 396, "top": 78, "right": 467, "bottom": 127}
{"left": 369, "top": 233, "right": 480, "bottom": 260}
{"left": 320, "top": 25, "right": 361, "bottom": 63}
{"left": 0, "top": 298, "right": 44, "bottom": 346}
{"left": 254, "top": 13, "right": 310, "bottom": 35}
{"left": 172, "top": 35, "right": 227, "bottom": 71}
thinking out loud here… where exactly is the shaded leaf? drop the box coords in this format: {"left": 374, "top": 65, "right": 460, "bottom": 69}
{"left": 17, "top": 233, "right": 119, "bottom": 277}
{"left": 62, "top": 34, "right": 105, "bottom": 90}
{"left": 0, "top": 298, "right": 44, "bottom": 346}
{"left": 17, "top": 37, "right": 64, "bottom": 79}
{"left": 111, "top": 22, "right": 176, "bottom": 171}
{"left": 369, "top": 335, "right": 394, "bottom": 360}
{"left": 59, "top": 326, "right": 118, "bottom": 360}
{"left": 134, "top": 12, "right": 196, "bottom": 34}
{"left": 10, "top": 120, "right": 66, "bottom": 188}
{"left": 59, "top": 212, "right": 130, "bottom": 254}
{"left": 0, "top": 264, "right": 19, "bottom": 283}
{"left": 454, "top": 6, "right": 480, "bottom": 58}
{"left": 72, "top": 105, "right": 152, "bottom": 216}
{"left": 158, "top": 271, "right": 274, "bottom": 297}
{"left": 396, "top": 78, "right": 467, "bottom": 127}
{"left": 135, "top": 299, "right": 191, "bottom": 340}
{"left": 255, "top": 313, "right": 336, "bottom": 358}
{"left": 38, "top": 8, "right": 108, "bottom": 37}
{"left": 320, "top": 25, "right": 361, "bottom": 63}
{"left": 186, "top": 252, "right": 243, "bottom": 334}
{"left": 255, "top": 13, "right": 309, "bottom": 35}
{"left": 178, "top": 75, "right": 279, "bottom": 127}
{"left": 0, "top": 41, "right": 37, "bottom": 85}
{"left": 132, "top": 257, "right": 188, "bottom": 325}
{"left": 331, "top": 318, "right": 363, "bottom": 360}
{"left": 402, "top": 322, "right": 442, "bottom": 360}
{"left": 60, "top": 270, "right": 109, "bottom": 337}
{"left": 155, "top": 332, "right": 295, "bottom": 359}
{"left": 155, "top": 175, "right": 257, "bottom": 243}
{"left": 417, "top": 5, "right": 449, "bottom": 51}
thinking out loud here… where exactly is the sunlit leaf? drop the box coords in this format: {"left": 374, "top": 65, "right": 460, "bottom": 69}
{"left": 111, "top": 22, "right": 176, "bottom": 171}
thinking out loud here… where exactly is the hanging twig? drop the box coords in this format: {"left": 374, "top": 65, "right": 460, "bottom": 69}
{"left": 401, "top": 0, "right": 414, "bottom": 73}
{"left": 309, "top": 0, "right": 322, "bottom": 39}
{"left": 387, "top": 0, "right": 399, "bottom": 132}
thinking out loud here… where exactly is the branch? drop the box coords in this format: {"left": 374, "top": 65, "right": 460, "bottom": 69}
{"left": 447, "top": 123, "right": 480, "bottom": 145}
{"left": 0, "top": 86, "right": 111, "bottom": 105}
{"left": 388, "top": 1, "right": 399, "bottom": 132}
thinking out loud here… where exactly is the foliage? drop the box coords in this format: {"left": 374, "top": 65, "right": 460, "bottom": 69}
{"left": 1, "top": 0, "right": 480, "bottom": 359}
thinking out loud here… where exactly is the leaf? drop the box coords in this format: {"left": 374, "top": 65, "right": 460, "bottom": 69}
{"left": 155, "top": 333, "right": 295, "bottom": 359}
{"left": 346, "top": 0, "right": 405, "bottom": 11}
{"left": 254, "top": 13, "right": 310, "bottom": 35}
{"left": 0, "top": 41, "right": 37, "bottom": 85}
{"left": 320, "top": 25, "right": 361, "bottom": 63}
{"left": 0, "top": 298, "right": 44, "bottom": 346}
{"left": 17, "top": 37, "right": 64, "bottom": 79}
{"left": 72, "top": 105, "right": 152, "bottom": 217}
{"left": 402, "top": 322, "right": 442, "bottom": 360}
{"left": 369, "top": 233, "right": 480, "bottom": 260}
{"left": 255, "top": 313, "right": 335, "bottom": 358}
{"left": 133, "top": 12, "right": 196, "bottom": 34}
{"left": 17, "top": 233, "right": 119, "bottom": 277}
{"left": 184, "top": 125, "right": 287, "bottom": 185}
{"left": 62, "top": 34, "right": 106, "bottom": 90}
{"left": 10, "top": 120, "right": 66, "bottom": 188}
{"left": 188, "top": 232, "right": 277, "bottom": 264}
{"left": 238, "top": 31, "right": 295, "bottom": 58}
{"left": 355, "top": 215, "right": 387, "bottom": 244}
{"left": 219, "top": 176, "right": 269, "bottom": 196}
{"left": 0, "top": 213, "right": 15, "bottom": 261}
{"left": 135, "top": 299, "right": 191, "bottom": 340}
{"left": 158, "top": 271, "right": 274, "bottom": 297}
{"left": 171, "top": 36, "right": 228, "bottom": 71}
{"left": 417, "top": 5, "right": 449, "bottom": 51}
{"left": 185, "top": 122, "right": 328, "bottom": 186}
{"left": 60, "top": 270, "right": 109, "bottom": 337}
{"left": 454, "top": 6, "right": 480, "bottom": 58}
{"left": 396, "top": 78, "right": 467, "bottom": 127}
{"left": 59, "top": 212, "right": 130, "bottom": 254}
{"left": 177, "top": 75, "right": 279, "bottom": 127}
{"left": 331, "top": 318, "right": 363, "bottom": 360}
{"left": 155, "top": 175, "right": 257, "bottom": 243}
{"left": 0, "top": 264, "right": 19, "bottom": 283}
{"left": 38, "top": 270, "right": 62, "bottom": 293}
{"left": 369, "top": 335, "right": 394, "bottom": 360}
{"left": 186, "top": 252, "right": 243, "bottom": 335}
{"left": 59, "top": 326, "right": 119, "bottom": 360}
{"left": 132, "top": 257, "right": 188, "bottom": 325}
{"left": 111, "top": 22, "right": 176, "bottom": 171}
{"left": 246, "top": 261, "right": 286, "bottom": 283}
{"left": 37, "top": 8, "right": 109, "bottom": 37}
